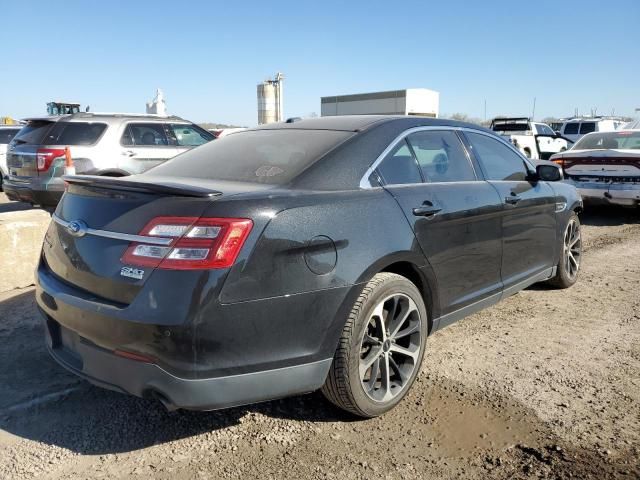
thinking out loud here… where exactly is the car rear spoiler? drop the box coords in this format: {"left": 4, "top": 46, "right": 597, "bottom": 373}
{"left": 62, "top": 175, "right": 223, "bottom": 198}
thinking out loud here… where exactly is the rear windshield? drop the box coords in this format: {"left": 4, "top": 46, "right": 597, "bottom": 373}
{"left": 0, "top": 128, "right": 21, "bottom": 144}
{"left": 491, "top": 123, "right": 529, "bottom": 133}
{"left": 148, "top": 129, "right": 353, "bottom": 184}
{"left": 44, "top": 122, "right": 107, "bottom": 146}
{"left": 574, "top": 131, "right": 640, "bottom": 150}
{"left": 11, "top": 121, "right": 54, "bottom": 145}
{"left": 11, "top": 121, "right": 107, "bottom": 146}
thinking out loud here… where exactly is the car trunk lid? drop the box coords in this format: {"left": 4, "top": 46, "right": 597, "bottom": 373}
{"left": 43, "top": 175, "right": 267, "bottom": 305}
{"left": 558, "top": 150, "right": 640, "bottom": 181}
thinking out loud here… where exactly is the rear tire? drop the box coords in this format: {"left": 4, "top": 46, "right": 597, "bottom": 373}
{"left": 321, "top": 273, "right": 428, "bottom": 418}
{"left": 547, "top": 212, "right": 581, "bottom": 288}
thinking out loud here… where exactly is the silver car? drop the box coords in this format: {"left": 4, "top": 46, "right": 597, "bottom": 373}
{"left": 4, "top": 113, "right": 214, "bottom": 207}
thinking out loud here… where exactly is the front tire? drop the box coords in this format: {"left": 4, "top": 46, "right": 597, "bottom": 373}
{"left": 321, "top": 273, "right": 428, "bottom": 417}
{"left": 547, "top": 212, "right": 582, "bottom": 288}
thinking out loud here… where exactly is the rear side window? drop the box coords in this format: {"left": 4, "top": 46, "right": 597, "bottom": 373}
{"left": 147, "top": 129, "right": 353, "bottom": 185}
{"left": 579, "top": 122, "right": 596, "bottom": 134}
{"left": 406, "top": 130, "right": 476, "bottom": 182}
{"left": 44, "top": 122, "right": 107, "bottom": 146}
{"left": 11, "top": 121, "right": 54, "bottom": 145}
{"left": 466, "top": 132, "right": 529, "bottom": 181}
{"left": 167, "top": 124, "right": 214, "bottom": 146}
{"left": 124, "top": 123, "right": 170, "bottom": 146}
{"left": 563, "top": 123, "right": 579, "bottom": 135}
{"left": 0, "top": 128, "right": 20, "bottom": 144}
{"left": 377, "top": 140, "right": 422, "bottom": 185}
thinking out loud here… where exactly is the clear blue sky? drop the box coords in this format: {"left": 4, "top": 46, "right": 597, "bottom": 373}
{"left": 2, "top": 0, "right": 638, "bottom": 126}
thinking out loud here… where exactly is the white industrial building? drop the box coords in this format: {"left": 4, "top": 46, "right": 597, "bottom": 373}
{"left": 321, "top": 88, "right": 439, "bottom": 118}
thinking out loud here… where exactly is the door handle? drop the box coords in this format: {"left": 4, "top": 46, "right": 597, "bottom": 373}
{"left": 505, "top": 194, "right": 521, "bottom": 205}
{"left": 412, "top": 205, "right": 442, "bottom": 217}
{"left": 122, "top": 150, "right": 137, "bottom": 157}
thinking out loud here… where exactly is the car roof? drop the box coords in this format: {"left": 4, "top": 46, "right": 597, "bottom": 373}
{"left": 21, "top": 113, "right": 190, "bottom": 124}
{"left": 251, "top": 115, "right": 485, "bottom": 133}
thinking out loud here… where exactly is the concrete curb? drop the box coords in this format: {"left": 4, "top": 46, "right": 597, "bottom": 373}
{"left": 0, "top": 210, "right": 51, "bottom": 293}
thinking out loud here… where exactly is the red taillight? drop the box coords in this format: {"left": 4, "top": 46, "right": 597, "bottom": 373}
{"left": 36, "top": 148, "right": 66, "bottom": 172}
{"left": 551, "top": 157, "right": 565, "bottom": 168}
{"left": 121, "top": 216, "right": 253, "bottom": 270}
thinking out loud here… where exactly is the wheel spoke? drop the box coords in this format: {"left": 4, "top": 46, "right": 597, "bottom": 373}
{"left": 388, "top": 298, "right": 417, "bottom": 338}
{"left": 388, "top": 355, "right": 408, "bottom": 384}
{"left": 359, "top": 346, "right": 383, "bottom": 378}
{"left": 362, "top": 333, "right": 379, "bottom": 345}
{"left": 392, "top": 321, "right": 420, "bottom": 340}
{"left": 380, "top": 353, "right": 392, "bottom": 400}
{"left": 389, "top": 343, "right": 420, "bottom": 361}
{"left": 367, "top": 357, "right": 381, "bottom": 390}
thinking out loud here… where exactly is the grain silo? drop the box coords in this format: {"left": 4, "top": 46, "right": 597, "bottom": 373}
{"left": 257, "top": 73, "right": 284, "bottom": 124}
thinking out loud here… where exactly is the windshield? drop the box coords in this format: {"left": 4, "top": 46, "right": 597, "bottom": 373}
{"left": 148, "top": 129, "right": 354, "bottom": 184}
{"left": 573, "top": 131, "right": 640, "bottom": 150}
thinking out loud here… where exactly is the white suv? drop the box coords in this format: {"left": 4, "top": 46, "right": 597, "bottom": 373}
{"left": 560, "top": 118, "right": 624, "bottom": 143}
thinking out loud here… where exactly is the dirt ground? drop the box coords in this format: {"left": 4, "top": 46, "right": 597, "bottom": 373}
{"left": 0, "top": 195, "right": 639, "bottom": 479}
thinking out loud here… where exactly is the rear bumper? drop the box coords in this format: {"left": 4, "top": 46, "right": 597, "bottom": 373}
{"left": 3, "top": 178, "right": 63, "bottom": 206}
{"left": 42, "top": 314, "right": 331, "bottom": 410}
{"left": 564, "top": 179, "right": 640, "bottom": 207}
{"left": 36, "top": 259, "right": 349, "bottom": 410}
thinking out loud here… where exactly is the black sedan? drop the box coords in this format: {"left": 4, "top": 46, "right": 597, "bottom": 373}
{"left": 36, "top": 116, "right": 582, "bottom": 417}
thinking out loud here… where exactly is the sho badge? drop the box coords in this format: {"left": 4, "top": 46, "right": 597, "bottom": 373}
{"left": 120, "top": 266, "right": 145, "bottom": 280}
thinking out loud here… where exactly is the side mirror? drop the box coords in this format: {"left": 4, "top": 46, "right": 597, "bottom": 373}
{"left": 536, "top": 163, "right": 563, "bottom": 182}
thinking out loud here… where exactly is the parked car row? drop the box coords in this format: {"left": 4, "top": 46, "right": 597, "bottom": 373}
{"left": 3, "top": 113, "right": 214, "bottom": 207}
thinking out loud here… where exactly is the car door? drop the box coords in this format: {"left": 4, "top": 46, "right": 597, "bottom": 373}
{"left": 119, "top": 122, "right": 181, "bottom": 173}
{"left": 374, "top": 128, "right": 504, "bottom": 318}
{"left": 462, "top": 131, "right": 557, "bottom": 293}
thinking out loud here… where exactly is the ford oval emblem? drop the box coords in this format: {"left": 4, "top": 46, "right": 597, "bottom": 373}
{"left": 66, "top": 220, "right": 88, "bottom": 238}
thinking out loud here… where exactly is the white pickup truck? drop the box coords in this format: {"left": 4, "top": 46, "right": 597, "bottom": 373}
{"left": 491, "top": 117, "right": 570, "bottom": 160}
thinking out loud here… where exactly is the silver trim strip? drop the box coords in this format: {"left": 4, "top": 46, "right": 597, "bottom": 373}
{"left": 359, "top": 125, "right": 533, "bottom": 189}
{"left": 52, "top": 214, "right": 174, "bottom": 246}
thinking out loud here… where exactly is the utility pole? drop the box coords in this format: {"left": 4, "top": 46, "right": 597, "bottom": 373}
{"left": 531, "top": 97, "right": 536, "bottom": 119}
{"left": 484, "top": 99, "right": 487, "bottom": 122}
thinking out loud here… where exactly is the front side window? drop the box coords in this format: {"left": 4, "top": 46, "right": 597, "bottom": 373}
{"left": 376, "top": 140, "right": 423, "bottom": 185}
{"left": 579, "top": 122, "right": 596, "bottom": 134}
{"left": 466, "top": 132, "right": 529, "bottom": 181}
{"left": 124, "top": 123, "right": 170, "bottom": 146}
{"left": 405, "top": 130, "right": 476, "bottom": 182}
{"left": 564, "top": 123, "right": 579, "bottom": 135}
{"left": 167, "top": 123, "right": 214, "bottom": 147}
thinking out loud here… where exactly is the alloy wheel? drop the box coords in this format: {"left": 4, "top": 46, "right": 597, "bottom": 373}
{"left": 564, "top": 218, "right": 581, "bottom": 280}
{"left": 359, "top": 294, "right": 422, "bottom": 403}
